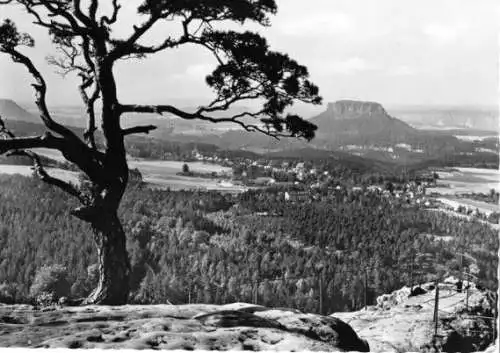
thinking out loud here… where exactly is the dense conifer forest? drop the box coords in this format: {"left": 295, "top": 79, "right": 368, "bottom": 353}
{"left": 0, "top": 175, "right": 497, "bottom": 313}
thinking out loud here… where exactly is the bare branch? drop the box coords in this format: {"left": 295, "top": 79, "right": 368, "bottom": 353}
{"left": 122, "top": 125, "right": 157, "bottom": 136}
{"left": 20, "top": 1, "right": 91, "bottom": 36}
{"left": 72, "top": 0, "right": 97, "bottom": 29}
{"left": 88, "top": 0, "right": 98, "bottom": 21}
{"left": 108, "top": 9, "right": 178, "bottom": 60}
{"left": 10, "top": 149, "right": 87, "bottom": 202}
{"left": 2, "top": 46, "right": 83, "bottom": 142}
{"left": 78, "top": 74, "right": 100, "bottom": 149}
{"left": 101, "top": 0, "right": 121, "bottom": 26}
{"left": 0, "top": 133, "right": 64, "bottom": 154}
{"left": 0, "top": 117, "right": 86, "bottom": 203}
{"left": 120, "top": 104, "right": 288, "bottom": 140}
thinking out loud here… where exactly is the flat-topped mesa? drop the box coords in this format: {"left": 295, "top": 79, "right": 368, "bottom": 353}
{"left": 326, "top": 100, "right": 387, "bottom": 117}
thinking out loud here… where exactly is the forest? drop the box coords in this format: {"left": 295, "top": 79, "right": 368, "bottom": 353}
{"left": 0, "top": 174, "right": 497, "bottom": 314}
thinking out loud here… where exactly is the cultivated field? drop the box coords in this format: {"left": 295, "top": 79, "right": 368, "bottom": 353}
{"left": 454, "top": 135, "right": 498, "bottom": 142}
{"left": 127, "top": 160, "right": 244, "bottom": 192}
{"left": 426, "top": 167, "right": 499, "bottom": 216}
{"left": 0, "top": 165, "right": 80, "bottom": 184}
{"left": 436, "top": 197, "right": 498, "bottom": 216}
{"left": 428, "top": 167, "right": 499, "bottom": 195}
{"left": 12, "top": 149, "right": 244, "bottom": 192}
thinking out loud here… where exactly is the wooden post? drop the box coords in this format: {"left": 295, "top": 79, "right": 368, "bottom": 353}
{"left": 319, "top": 273, "right": 324, "bottom": 315}
{"left": 410, "top": 259, "right": 414, "bottom": 294}
{"left": 365, "top": 268, "right": 368, "bottom": 310}
{"left": 254, "top": 281, "right": 258, "bottom": 305}
{"left": 433, "top": 279, "right": 439, "bottom": 341}
{"left": 465, "top": 267, "right": 470, "bottom": 312}
{"left": 459, "top": 253, "right": 463, "bottom": 283}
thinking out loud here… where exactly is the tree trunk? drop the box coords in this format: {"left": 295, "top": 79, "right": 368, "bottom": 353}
{"left": 85, "top": 211, "right": 130, "bottom": 305}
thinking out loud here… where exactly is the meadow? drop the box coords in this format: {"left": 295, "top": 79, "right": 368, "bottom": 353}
{"left": 427, "top": 167, "right": 499, "bottom": 216}
{"left": 3, "top": 149, "right": 242, "bottom": 192}
{"left": 428, "top": 167, "right": 499, "bottom": 195}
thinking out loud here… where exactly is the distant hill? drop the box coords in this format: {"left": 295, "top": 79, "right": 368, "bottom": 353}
{"left": 0, "top": 99, "right": 39, "bottom": 123}
{"left": 2, "top": 99, "right": 496, "bottom": 170}
{"left": 390, "top": 106, "right": 499, "bottom": 132}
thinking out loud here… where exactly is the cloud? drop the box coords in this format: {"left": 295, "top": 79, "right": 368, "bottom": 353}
{"left": 279, "top": 12, "right": 355, "bottom": 36}
{"left": 422, "top": 23, "right": 466, "bottom": 44}
{"left": 185, "top": 64, "right": 214, "bottom": 78}
{"left": 172, "top": 63, "right": 214, "bottom": 81}
{"left": 387, "top": 65, "right": 417, "bottom": 76}
{"left": 325, "top": 57, "right": 375, "bottom": 75}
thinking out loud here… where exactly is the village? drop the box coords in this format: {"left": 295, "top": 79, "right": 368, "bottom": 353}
{"left": 188, "top": 148, "right": 500, "bottom": 224}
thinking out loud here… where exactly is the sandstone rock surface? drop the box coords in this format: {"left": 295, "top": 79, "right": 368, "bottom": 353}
{"left": 0, "top": 302, "right": 369, "bottom": 351}
{"left": 332, "top": 281, "right": 496, "bottom": 352}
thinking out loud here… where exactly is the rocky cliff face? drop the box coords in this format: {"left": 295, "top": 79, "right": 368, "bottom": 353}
{"left": 325, "top": 100, "right": 388, "bottom": 119}
{"left": 0, "top": 302, "right": 369, "bottom": 351}
{"left": 309, "top": 100, "right": 418, "bottom": 148}
{"left": 332, "top": 277, "right": 497, "bottom": 353}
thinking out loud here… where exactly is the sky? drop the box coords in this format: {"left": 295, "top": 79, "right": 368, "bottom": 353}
{"left": 0, "top": 0, "right": 498, "bottom": 112}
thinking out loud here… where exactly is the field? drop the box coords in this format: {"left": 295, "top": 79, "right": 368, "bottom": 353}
{"left": 0, "top": 165, "right": 80, "bottom": 184}
{"left": 129, "top": 160, "right": 244, "bottom": 192}
{"left": 426, "top": 167, "right": 499, "bottom": 216}
{"left": 436, "top": 197, "right": 498, "bottom": 216}
{"left": 8, "top": 149, "right": 245, "bottom": 192}
{"left": 454, "top": 135, "right": 498, "bottom": 142}
{"left": 428, "top": 167, "right": 499, "bottom": 195}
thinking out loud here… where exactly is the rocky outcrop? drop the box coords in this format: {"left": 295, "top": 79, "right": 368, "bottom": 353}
{"left": 309, "top": 99, "right": 419, "bottom": 148}
{"left": 0, "top": 302, "right": 369, "bottom": 351}
{"left": 325, "top": 100, "right": 388, "bottom": 119}
{"left": 332, "top": 278, "right": 497, "bottom": 352}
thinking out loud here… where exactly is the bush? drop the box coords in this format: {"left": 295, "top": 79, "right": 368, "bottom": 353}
{"left": 29, "top": 264, "right": 70, "bottom": 305}
{"left": 70, "top": 278, "right": 91, "bottom": 298}
{"left": 0, "top": 282, "right": 17, "bottom": 304}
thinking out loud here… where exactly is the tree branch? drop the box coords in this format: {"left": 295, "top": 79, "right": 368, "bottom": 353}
{"left": 72, "top": 0, "right": 97, "bottom": 29}
{"left": 0, "top": 117, "right": 86, "bottom": 204}
{"left": 0, "top": 117, "right": 65, "bottom": 153}
{"left": 3, "top": 46, "right": 82, "bottom": 142}
{"left": 100, "top": 0, "right": 121, "bottom": 26}
{"left": 22, "top": 1, "right": 91, "bottom": 36}
{"left": 122, "top": 125, "right": 158, "bottom": 136}
{"left": 78, "top": 74, "right": 100, "bottom": 149}
{"left": 10, "top": 149, "right": 87, "bottom": 203}
{"left": 88, "top": 0, "right": 98, "bottom": 22}
{"left": 108, "top": 9, "right": 177, "bottom": 60}
{"left": 121, "top": 104, "right": 292, "bottom": 140}
{"left": 0, "top": 134, "right": 64, "bottom": 154}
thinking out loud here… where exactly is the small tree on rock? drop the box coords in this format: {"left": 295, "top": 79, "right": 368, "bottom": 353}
{"left": 0, "top": 0, "right": 321, "bottom": 305}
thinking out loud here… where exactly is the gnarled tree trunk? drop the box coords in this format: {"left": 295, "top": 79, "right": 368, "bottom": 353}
{"left": 85, "top": 211, "right": 130, "bottom": 305}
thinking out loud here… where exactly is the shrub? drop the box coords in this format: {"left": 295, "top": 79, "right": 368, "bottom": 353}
{"left": 0, "top": 282, "right": 17, "bottom": 304}
{"left": 29, "top": 264, "right": 70, "bottom": 305}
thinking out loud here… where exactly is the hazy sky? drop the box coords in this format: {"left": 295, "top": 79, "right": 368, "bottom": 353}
{"left": 0, "top": 0, "right": 498, "bottom": 110}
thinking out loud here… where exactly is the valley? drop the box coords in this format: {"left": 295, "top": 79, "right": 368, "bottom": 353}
{"left": 0, "top": 94, "right": 498, "bottom": 352}
{"left": 0, "top": 0, "right": 498, "bottom": 351}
